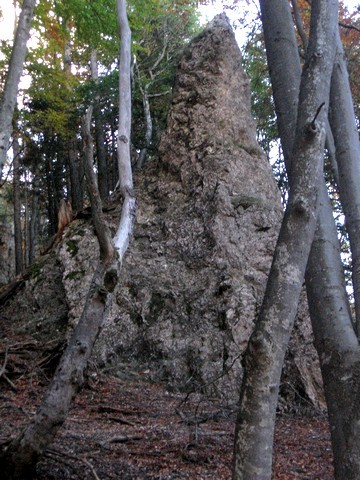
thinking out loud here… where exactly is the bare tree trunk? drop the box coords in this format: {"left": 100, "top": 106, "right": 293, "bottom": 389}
{"left": 257, "top": 0, "right": 360, "bottom": 478}
{"left": 233, "top": 2, "right": 338, "bottom": 478}
{"left": 12, "top": 132, "right": 23, "bottom": 275}
{"left": 91, "top": 50, "right": 109, "bottom": 200}
{"left": 114, "top": 0, "right": 136, "bottom": 262}
{"left": 0, "top": 0, "right": 36, "bottom": 172}
{"left": 329, "top": 30, "right": 360, "bottom": 336}
{"left": 68, "top": 137, "right": 83, "bottom": 213}
{"left": 0, "top": 3, "right": 135, "bottom": 478}
{"left": 136, "top": 83, "right": 152, "bottom": 169}
{"left": 28, "top": 166, "right": 40, "bottom": 266}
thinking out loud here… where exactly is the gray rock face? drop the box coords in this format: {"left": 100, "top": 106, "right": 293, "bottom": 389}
{"left": 1, "top": 15, "right": 324, "bottom": 406}
{"left": 95, "top": 15, "right": 285, "bottom": 400}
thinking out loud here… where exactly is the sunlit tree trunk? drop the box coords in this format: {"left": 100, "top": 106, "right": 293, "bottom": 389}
{"left": 0, "top": 0, "right": 36, "bottom": 173}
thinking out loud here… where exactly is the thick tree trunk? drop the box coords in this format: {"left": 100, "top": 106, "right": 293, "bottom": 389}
{"left": 0, "top": 0, "right": 36, "bottom": 172}
{"left": 257, "top": 0, "right": 360, "bottom": 478}
{"left": 306, "top": 184, "right": 360, "bottom": 479}
{"left": 233, "top": 2, "right": 338, "bottom": 478}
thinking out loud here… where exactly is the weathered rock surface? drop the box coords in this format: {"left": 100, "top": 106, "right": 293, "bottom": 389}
{"left": 0, "top": 15, "right": 324, "bottom": 406}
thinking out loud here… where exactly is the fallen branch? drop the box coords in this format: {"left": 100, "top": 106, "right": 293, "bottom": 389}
{"left": 0, "top": 344, "right": 9, "bottom": 377}
{"left": 46, "top": 448, "right": 101, "bottom": 480}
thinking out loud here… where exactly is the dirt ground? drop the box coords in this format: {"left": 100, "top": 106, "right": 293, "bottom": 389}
{"left": 0, "top": 335, "right": 334, "bottom": 480}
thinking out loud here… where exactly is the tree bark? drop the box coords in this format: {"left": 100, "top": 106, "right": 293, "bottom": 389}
{"left": 233, "top": 2, "right": 338, "bottom": 479}
{"left": 257, "top": 0, "right": 360, "bottom": 478}
{"left": 0, "top": 3, "right": 135, "bottom": 478}
{"left": 90, "top": 50, "right": 109, "bottom": 200}
{"left": 114, "top": 0, "right": 136, "bottom": 262}
{"left": 28, "top": 166, "right": 40, "bottom": 266}
{"left": 0, "top": 0, "right": 36, "bottom": 172}
{"left": 329, "top": 30, "right": 360, "bottom": 336}
{"left": 12, "top": 131, "right": 23, "bottom": 275}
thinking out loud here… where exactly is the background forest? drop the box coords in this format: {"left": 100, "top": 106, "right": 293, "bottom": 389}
{"left": 0, "top": 1, "right": 360, "bottom": 479}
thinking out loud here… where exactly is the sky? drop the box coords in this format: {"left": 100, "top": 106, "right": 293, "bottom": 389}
{"left": 0, "top": 1, "right": 359, "bottom": 45}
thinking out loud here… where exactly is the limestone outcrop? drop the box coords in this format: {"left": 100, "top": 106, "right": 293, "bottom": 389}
{"left": 0, "top": 15, "right": 324, "bottom": 406}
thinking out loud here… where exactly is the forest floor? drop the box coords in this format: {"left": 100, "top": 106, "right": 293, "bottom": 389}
{"left": 0, "top": 334, "right": 334, "bottom": 480}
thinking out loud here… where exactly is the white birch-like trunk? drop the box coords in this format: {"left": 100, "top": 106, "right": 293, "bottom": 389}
{"left": 114, "top": 0, "right": 136, "bottom": 263}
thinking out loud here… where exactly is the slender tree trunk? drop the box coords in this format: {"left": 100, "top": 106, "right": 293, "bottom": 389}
{"left": 233, "top": 2, "right": 338, "bottom": 478}
{"left": 0, "top": 0, "right": 36, "bottom": 172}
{"left": 0, "top": 3, "right": 135, "bottom": 477}
{"left": 114, "top": 0, "right": 136, "bottom": 262}
{"left": 28, "top": 166, "right": 40, "bottom": 266}
{"left": 12, "top": 132, "right": 23, "bottom": 275}
{"left": 257, "top": 0, "right": 360, "bottom": 478}
{"left": 68, "top": 137, "right": 83, "bottom": 213}
{"left": 329, "top": 30, "right": 360, "bottom": 336}
{"left": 91, "top": 50, "right": 109, "bottom": 200}
{"left": 137, "top": 83, "right": 152, "bottom": 169}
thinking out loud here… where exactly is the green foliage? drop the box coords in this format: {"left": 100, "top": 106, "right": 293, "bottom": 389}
{"left": 66, "top": 239, "right": 79, "bottom": 257}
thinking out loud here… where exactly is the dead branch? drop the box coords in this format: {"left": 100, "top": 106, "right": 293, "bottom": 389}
{"left": 339, "top": 21, "right": 360, "bottom": 33}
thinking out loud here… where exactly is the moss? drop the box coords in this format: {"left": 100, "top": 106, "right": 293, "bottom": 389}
{"left": 28, "top": 262, "right": 43, "bottom": 279}
{"left": 231, "top": 194, "right": 263, "bottom": 210}
{"left": 64, "top": 270, "right": 85, "bottom": 281}
{"left": 66, "top": 239, "right": 79, "bottom": 257}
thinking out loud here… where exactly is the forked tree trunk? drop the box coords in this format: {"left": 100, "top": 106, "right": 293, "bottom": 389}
{"left": 233, "top": 1, "right": 338, "bottom": 478}
{"left": 0, "top": 0, "right": 36, "bottom": 172}
{"left": 0, "top": 2, "right": 134, "bottom": 478}
{"left": 257, "top": 0, "right": 360, "bottom": 478}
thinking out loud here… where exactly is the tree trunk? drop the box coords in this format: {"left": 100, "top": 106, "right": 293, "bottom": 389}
{"left": 68, "top": 137, "right": 83, "bottom": 213}
{"left": 136, "top": 83, "right": 152, "bottom": 169}
{"left": 12, "top": 132, "right": 23, "bottom": 275}
{"left": 257, "top": 0, "right": 360, "bottom": 478}
{"left": 91, "top": 50, "right": 109, "bottom": 200}
{"left": 0, "top": 0, "right": 36, "bottom": 172}
{"left": 114, "top": 0, "right": 136, "bottom": 262}
{"left": 28, "top": 165, "right": 40, "bottom": 266}
{"left": 0, "top": 3, "right": 135, "bottom": 478}
{"left": 329, "top": 30, "right": 360, "bottom": 336}
{"left": 233, "top": 2, "right": 338, "bottom": 478}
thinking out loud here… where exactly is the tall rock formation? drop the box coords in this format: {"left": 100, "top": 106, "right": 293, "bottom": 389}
{"left": 95, "top": 14, "right": 284, "bottom": 399}
{"left": 0, "top": 15, "right": 323, "bottom": 406}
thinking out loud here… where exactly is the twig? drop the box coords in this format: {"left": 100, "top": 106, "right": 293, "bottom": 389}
{"left": 0, "top": 344, "right": 9, "bottom": 377}
{"left": 107, "top": 434, "right": 143, "bottom": 444}
{"left": 108, "top": 416, "right": 136, "bottom": 426}
{"left": 339, "top": 21, "right": 360, "bottom": 33}
{"left": 2, "top": 373, "right": 18, "bottom": 390}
